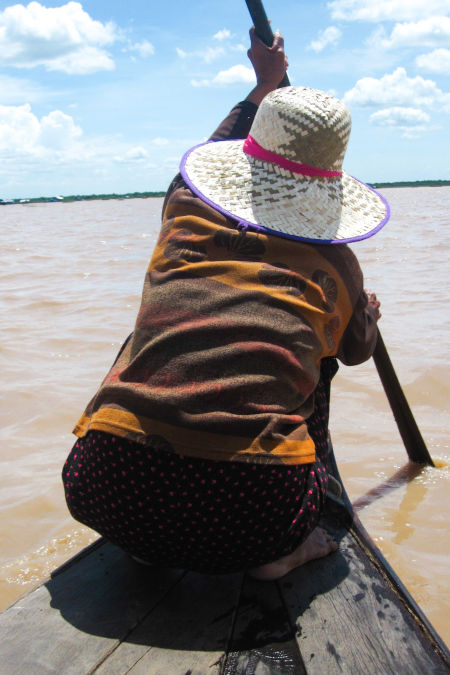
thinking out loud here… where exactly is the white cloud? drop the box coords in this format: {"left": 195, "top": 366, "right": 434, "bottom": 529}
{"left": 0, "top": 104, "right": 40, "bottom": 152}
{"left": 0, "top": 101, "right": 169, "bottom": 199}
{"left": 176, "top": 47, "right": 187, "bottom": 58}
{"left": 128, "top": 40, "right": 155, "bottom": 58}
{"left": 191, "top": 64, "right": 255, "bottom": 87}
{"left": 0, "top": 103, "right": 81, "bottom": 153}
{"left": 343, "top": 67, "right": 450, "bottom": 112}
{"left": 379, "top": 16, "right": 450, "bottom": 49}
{"left": 38, "top": 110, "right": 82, "bottom": 148}
{"left": 0, "top": 103, "right": 189, "bottom": 165}
{"left": 0, "top": 1, "right": 117, "bottom": 74}
{"left": 0, "top": 103, "right": 200, "bottom": 198}
{"left": 214, "top": 29, "right": 231, "bottom": 41}
{"left": 370, "top": 106, "right": 431, "bottom": 137}
{"left": 416, "top": 48, "right": 450, "bottom": 73}
{"left": 328, "top": 0, "right": 450, "bottom": 22}
{"left": 308, "top": 26, "right": 342, "bottom": 52}
{"left": 46, "top": 46, "right": 114, "bottom": 75}
{"left": 213, "top": 64, "right": 255, "bottom": 85}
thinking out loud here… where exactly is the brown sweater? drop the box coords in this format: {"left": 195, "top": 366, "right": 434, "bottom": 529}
{"left": 73, "top": 101, "right": 377, "bottom": 465}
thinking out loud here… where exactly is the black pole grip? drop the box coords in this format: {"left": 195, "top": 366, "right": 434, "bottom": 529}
{"left": 244, "top": 0, "right": 290, "bottom": 87}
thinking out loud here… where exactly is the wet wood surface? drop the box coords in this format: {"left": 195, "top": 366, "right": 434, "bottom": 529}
{"left": 1, "top": 501, "right": 448, "bottom": 674}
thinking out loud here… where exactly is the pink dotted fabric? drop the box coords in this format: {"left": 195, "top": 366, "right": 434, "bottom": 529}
{"left": 63, "top": 431, "right": 327, "bottom": 573}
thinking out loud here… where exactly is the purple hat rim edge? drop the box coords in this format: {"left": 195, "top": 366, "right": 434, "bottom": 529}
{"left": 179, "top": 139, "right": 390, "bottom": 245}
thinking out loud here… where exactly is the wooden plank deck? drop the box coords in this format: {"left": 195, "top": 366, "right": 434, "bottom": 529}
{"left": 1, "top": 497, "right": 448, "bottom": 674}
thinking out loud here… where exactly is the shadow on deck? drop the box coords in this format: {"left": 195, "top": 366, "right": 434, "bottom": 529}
{"left": 1, "top": 497, "right": 448, "bottom": 674}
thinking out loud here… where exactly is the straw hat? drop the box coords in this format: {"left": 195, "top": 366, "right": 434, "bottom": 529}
{"left": 180, "top": 86, "right": 389, "bottom": 244}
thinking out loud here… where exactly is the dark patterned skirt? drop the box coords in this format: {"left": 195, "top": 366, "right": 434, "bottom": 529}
{"left": 62, "top": 358, "right": 338, "bottom": 573}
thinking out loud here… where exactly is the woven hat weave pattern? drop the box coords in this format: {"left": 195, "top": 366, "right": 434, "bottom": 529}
{"left": 251, "top": 87, "right": 350, "bottom": 170}
{"left": 181, "top": 87, "right": 389, "bottom": 244}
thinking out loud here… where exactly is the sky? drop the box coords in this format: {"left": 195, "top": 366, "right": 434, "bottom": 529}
{"left": 0, "top": 0, "right": 449, "bottom": 199}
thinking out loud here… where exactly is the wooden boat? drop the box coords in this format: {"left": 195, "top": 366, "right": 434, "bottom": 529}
{"left": 0, "top": 438, "right": 448, "bottom": 674}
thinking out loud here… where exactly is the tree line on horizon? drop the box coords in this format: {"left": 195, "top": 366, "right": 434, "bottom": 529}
{"left": 1, "top": 181, "right": 449, "bottom": 205}
{"left": 0, "top": 191, "right": 166, "bottom": 205}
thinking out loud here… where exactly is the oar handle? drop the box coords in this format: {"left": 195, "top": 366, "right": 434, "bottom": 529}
{"left": 373, "top": 329, "right": 434, "bottom": 466}
{"left": 244, "top": 0, "right": 290, "bottom": 87}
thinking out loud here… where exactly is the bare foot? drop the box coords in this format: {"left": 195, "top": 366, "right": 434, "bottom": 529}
{"left": 249, "top": 527, "right": 338, "bottom": 581}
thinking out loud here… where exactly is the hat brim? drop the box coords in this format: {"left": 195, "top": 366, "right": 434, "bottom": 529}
{"left": 181, "top": 139, "right": 389, "bottom": 244}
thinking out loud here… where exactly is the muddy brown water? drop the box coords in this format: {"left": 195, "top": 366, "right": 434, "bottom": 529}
{"left": 1, "top": 188, "right": 448, "bottom": 643}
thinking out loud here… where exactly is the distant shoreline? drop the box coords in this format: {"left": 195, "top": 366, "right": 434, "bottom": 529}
{"left": 369, "top": 180, "right": 450, "bottom": 189}
{"left": 1, "top": 181, "right": 449, "bottom": 205}
{"left": 0, "top": 190, "right": 166, "bottom": 205}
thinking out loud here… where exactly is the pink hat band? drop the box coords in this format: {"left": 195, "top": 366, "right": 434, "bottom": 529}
{"left": 243, "top": 135, "right": 342, "bottom": 179}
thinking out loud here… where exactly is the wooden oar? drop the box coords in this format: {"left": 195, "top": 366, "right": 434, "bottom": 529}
{"left": 373, "top": 330, "right": 434, "bottom": 465}
{"left": 244, "top": 0, "right": 435, "bottom": 467}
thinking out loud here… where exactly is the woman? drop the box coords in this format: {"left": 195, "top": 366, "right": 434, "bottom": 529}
{"left": 63, "top": 29, "right": 386, "bottom": 580}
